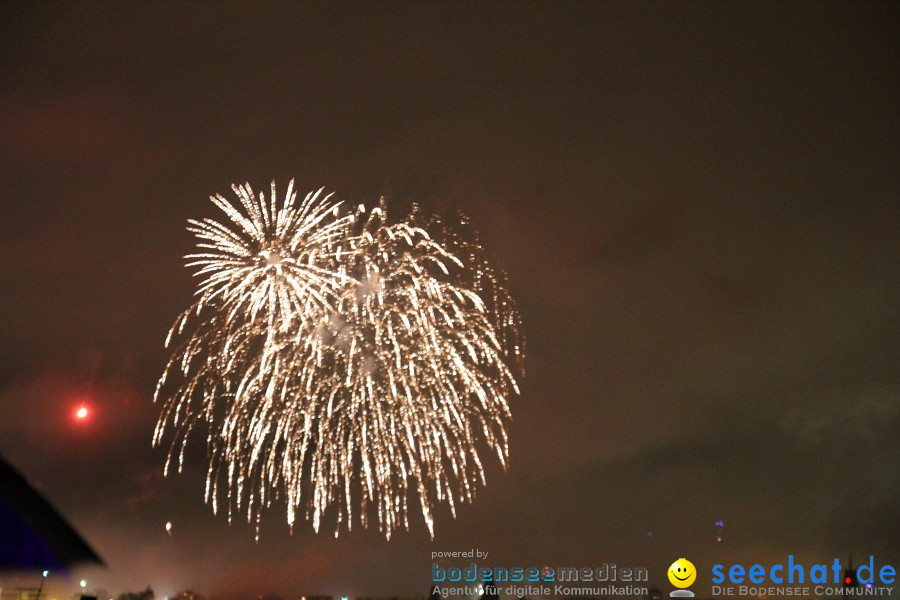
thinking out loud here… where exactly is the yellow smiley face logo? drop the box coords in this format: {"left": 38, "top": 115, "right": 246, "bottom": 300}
{"left": 668, "top": 558, "right": 697, "bottom": 588}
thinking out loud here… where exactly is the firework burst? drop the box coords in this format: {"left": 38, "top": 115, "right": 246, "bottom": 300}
{"left": 154, "top": 181, "right": 523, "bottom": 539}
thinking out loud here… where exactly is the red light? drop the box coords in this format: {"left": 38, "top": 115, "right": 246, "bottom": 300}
{"left": 75, "top": 406, "right": 89, "bottom": 420}
{"left": 846, "top": 577, "right": 852, "bottom": 584}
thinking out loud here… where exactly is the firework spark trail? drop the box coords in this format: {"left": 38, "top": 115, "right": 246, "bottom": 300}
{"left": 154, "top": 181, "right": 353, "bottom": 512}
{"left": 154, "top": 181, "right": 523, "bottom": 539}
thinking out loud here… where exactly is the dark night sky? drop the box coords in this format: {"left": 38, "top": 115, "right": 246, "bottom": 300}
{"left": 1, "top": 2, "right": 898, "bottom": 598}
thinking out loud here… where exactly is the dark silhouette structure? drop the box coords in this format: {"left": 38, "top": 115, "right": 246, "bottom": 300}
{"left": 0, "top": 454, "right": 102, "bottom": 571}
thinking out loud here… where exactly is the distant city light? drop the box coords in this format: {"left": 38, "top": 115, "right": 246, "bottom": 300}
{"left": 80, "top": 580, "right": 87, "bottom": 589}
{"left": 715, "top": 519, "right": 726, "bottom": 543}
{"left": 75, "top": 406, "right": 89, "bottom": 420}
{"left": 42, "top": 570, "right": 49, "bottom": 577}
{"left": 165, "top": 521, "right": 173, "bottom": 535}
